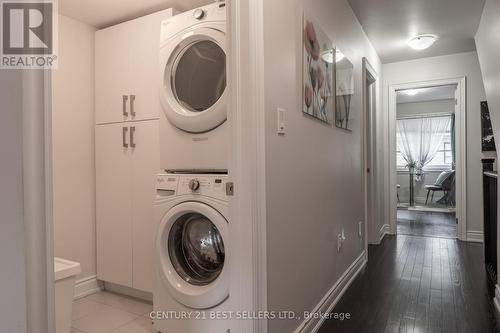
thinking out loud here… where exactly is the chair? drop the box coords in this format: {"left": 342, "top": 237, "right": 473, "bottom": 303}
{"left": 424, "top": 170, "right": 456, "bottom": 205}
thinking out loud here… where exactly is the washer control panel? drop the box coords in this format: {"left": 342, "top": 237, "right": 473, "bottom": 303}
{"left": 156, "top": 174, "right": 228, "bottom": 201}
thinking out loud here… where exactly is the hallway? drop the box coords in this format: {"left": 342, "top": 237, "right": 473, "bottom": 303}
{"left": 318, "top": 235, "right": 499, "bottom": 333}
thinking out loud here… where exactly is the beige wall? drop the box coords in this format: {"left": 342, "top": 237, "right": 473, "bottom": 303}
{"left": 0, "top": 70, "right": 27, "bottom": 333}
{"left": 383, "top": 51, "right": 494, "bottom": 236}
{"left": 52, "top": 15, "right": 96, "bottom": 280}
{"left": 263, "top": 0, "right": 382, "bottom": 331}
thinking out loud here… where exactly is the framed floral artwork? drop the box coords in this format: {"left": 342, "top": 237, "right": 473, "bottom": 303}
{"left": 335, "top": 50, "right": 354, "bottom": 131}
{"left": 302, "top": 13, "right": 334, "bottom": 125}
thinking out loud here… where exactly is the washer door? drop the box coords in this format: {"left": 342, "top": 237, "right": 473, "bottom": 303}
{"left": 160, "top": 26, "right": 227, "bottom": 133}
{"left": 157, "top": 201, "right": 228, "bottom": 309}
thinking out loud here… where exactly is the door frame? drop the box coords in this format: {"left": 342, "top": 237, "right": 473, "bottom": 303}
{"left": 24, "top": 69, "right": 55, "bottom": 333}
{"left": 38, "top": 1, "right": 269, "bottom": 332}
{"left": 388, "top": 77, "right": 467, "bottom": 241}
{"left": 362, "top": 58, "right": 380, "bottom": 248}
{"left": 227, "top": 0, "right": 267, "bottom": 332}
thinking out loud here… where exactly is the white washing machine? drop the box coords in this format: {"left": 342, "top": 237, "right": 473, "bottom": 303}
{"left": 153, "top": 173, "right": 231, "bottom": 332}
{"left": 159, "top": 2, "right": 228, "bottom": 172}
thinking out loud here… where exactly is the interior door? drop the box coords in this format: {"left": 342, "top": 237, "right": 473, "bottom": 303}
{"left": 96, "top": 123, "right": 133, "bottom": 287}
{"left": 130, "top": 120, "right": 160, "bottom": 292}
{"left": 95, "top": 25, "right": 131, "bottom": 124}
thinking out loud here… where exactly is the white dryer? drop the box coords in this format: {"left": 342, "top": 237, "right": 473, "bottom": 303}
{"left": 153, "top": 173, "right": 231, "bottom": 332}
{"left": 159, "top": 2, "right": 228, "bottom": 171}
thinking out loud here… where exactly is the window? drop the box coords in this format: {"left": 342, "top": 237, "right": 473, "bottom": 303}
{"left": 396, "top": 115, "right": 453, "bottom": 170}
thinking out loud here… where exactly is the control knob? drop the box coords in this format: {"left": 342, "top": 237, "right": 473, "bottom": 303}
{"left": 188, "top": 179, "right": 200, "bottom": 191}
{"left": 193, "top": 9, "right": 205, "bottom": 20}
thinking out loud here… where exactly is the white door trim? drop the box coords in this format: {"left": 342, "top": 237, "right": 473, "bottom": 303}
{"left": 362, "top": 58, "right": 379, "bottom": 247}
{"left": 24, "top": 69, "right": 55, "bottom": 333}
{"left": 388, "top": 77, "right": 467, "bottom": 241}
{"left": 227, "top": 0, "right": 267, "bottom": 332}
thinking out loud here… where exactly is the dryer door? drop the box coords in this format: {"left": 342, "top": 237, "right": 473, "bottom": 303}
{"left": 157, "top": 201, "right": 229, "bottom": 309}
{"left": 160, "top": 26, "right": 227, "bottom": 133}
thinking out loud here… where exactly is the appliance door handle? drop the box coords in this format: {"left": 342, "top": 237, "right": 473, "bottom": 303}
{"left": 130, "top": 95, "right": 136, "bottom": 117}
{"left": 122, "top": 95, "right": 129, "bottom": 117}
{"left": 130, "top": 126, "right": 136, "bottom": 148}
{"left": 122, "top": 127, "right": 129, "bottom": 148}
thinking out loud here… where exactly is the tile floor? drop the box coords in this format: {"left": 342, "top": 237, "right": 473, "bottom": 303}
{"left": 71, "top": 291, "right": 155, "bottom": 333}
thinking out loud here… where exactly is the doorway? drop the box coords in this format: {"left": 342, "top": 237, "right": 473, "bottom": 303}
{"left": 396, "top": 85, "right": 457, "bottom": 238}
{"left": 363, "top": 58, "right": 380, "bottom": 247}
{"left": 389, "top": 78, "right": 467, "bottom": 240}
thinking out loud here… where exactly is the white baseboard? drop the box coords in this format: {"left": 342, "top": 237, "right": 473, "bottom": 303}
{"left": 293, "top": 251, "right": 367, "bottom": 333}
{"left": 494, "top": 285, "right": 500, "bottom": 322}
{"left": 73, "top": 275, "right": 103, "bottom": 300}
{"left": 466, "top": 231, "right": 484, "bottom": 243}
{"left": 104, "top": 282, "right": 153, "bottom": 302}
{"left": 379, "top": 224, "right": 390, "bottom": 242}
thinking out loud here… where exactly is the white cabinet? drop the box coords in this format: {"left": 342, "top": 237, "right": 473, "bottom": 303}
{"left": 96, "top": 120, "right": 159, "bottom": 292}
{"left": 95, "top": 8, "right": 176, "bottom": 124}
{"left": 95, "top": 8, "right": 177, "bottom": 292}
{"left": 96, "top": 123, "right": 133, "bottom": 287}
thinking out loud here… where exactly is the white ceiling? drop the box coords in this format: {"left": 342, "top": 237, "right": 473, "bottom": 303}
{"left": 397, "top": 85, "right": 457, "bottom": 104}
{"left": 59, "top": 0, "right": 213, "bottom": 28}
{"left": 347, "top": 0, "right": 486, "bottom": 63}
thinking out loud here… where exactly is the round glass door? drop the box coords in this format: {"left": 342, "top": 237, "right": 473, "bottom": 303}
{"left": 168, "top": 212, "right": 225, "bottom": 286}
{"left": 159, "top": 27, "right": 227, "bottom": 133}
{"left": 171, "top": 40, "right": 226, "bottom": 113}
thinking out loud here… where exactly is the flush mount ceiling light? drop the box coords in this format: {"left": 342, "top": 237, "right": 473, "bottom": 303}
{"left": 321, "top": 49, "right": 345, "bottom": 64}
{"left": 407, "top": 34, "right": 437, "bottom": 50}
{"left": 404, "top": 89, "right": 420, "bottom": 96}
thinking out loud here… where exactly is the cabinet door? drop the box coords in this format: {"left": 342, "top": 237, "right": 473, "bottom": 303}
{"left": 95, "top": 26, "right": 130, "bottom": 124}
{"left": 130, "top": 120, "right": 160, "bottom": 292}
{"left": 127, "top": 14, "right": 165, "bottom": 122}
{"left": 96, "top": 123, "right": 133, "bottom": 287}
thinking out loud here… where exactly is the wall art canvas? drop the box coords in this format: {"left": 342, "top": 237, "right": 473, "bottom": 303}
{"left": 481, "top": 101, "right": 496, "bottom": 151}
{"left": 302, "top": 13, "right": 334, "bottom": 125}
{"left": 335, "top": 51, "right": 354, "bottom": 130}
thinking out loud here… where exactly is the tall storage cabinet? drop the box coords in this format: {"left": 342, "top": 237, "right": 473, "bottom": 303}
{"left": 95, "top": 8, "right": 176, "bottom": 293}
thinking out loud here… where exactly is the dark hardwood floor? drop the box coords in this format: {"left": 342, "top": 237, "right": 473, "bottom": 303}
{"left": 318, "top": 235, "right": 499, "bottom": 333}
{"left": 397, "top": 210, "right": 457, "bottom": 239}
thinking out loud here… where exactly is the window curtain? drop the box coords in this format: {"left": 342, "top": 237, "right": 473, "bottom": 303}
{"left": 396, "top": 116, "right": 452, "bottom": 180}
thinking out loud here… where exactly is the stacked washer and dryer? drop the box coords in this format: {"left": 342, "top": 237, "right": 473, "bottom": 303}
{"left": 154, "top": 2, "right": 231, "bottom": 333}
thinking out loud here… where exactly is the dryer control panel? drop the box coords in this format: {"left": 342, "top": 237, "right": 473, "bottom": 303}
{"left": 156, "top": 174, "right": 228, "bottom": 201}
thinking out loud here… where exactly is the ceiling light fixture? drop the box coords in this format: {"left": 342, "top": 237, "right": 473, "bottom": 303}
{"left": 404, "top": 89, "right": 420, "bottom": 96}
{"left": 407, "top": 34, "right": 437, "bottom": 50}
{"left": 321, "top": 49, "right": 345, "bottom": 64}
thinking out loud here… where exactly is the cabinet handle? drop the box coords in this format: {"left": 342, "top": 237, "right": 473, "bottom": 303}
{"left": 130, "top": 126, "right": 136, "bottom": 148}
{"left": 130, "top": 95, "right": 136, "bottom": 117}
{"left": 122, "top": 95, "right": 129, "bottom": 117}
{"left": 122, "top": 127, "right": 129, "bottom": 148}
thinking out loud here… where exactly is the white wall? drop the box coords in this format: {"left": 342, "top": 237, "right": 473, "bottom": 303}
{"left": 263, "top": 0, "right": 382, "bottom": 331}
{"left": 475, "top": 0, "right": 500, "bottom": 135}
{"left": 52, "top": 15, "right": 96, "bottom": 280}
{"left": 397, "top": 99, "right": 455, "bottom": 118}
{"left": 0, "top": 71, "right": 27, "bottom": 333}
{"left": 383, "top": 51, "right": 493, "bottom": 235}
